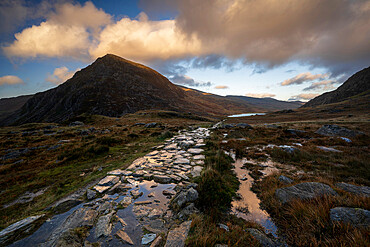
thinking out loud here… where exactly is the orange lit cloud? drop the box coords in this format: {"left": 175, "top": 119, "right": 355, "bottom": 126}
{"left": 289, "top": 93, "right": 319, "bottom": 101}
{"left": 214, "top": 85, "right": 229, "bottom": 89}
{"left": 245, "top": 93, "right": 275, "bottom": 98}
{"left": 0, "top": 75, "right": 24, "bottom": 86}
{"left": 281, "top": 72, "right": 329, "bottom": 86}
{"left": 46, "top": 67, "right": 79, "bottom": 85}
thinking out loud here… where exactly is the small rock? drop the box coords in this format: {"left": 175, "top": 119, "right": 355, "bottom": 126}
{"left": 153, "top": 175, "right": 172, "bottom": 184}
{"left": 93, "top": 185, "right": 110, "bottom": 193}
{"left": 246, "top": 228, "right": 277, "bottom": 247}
{"left": 172, "top": 187, "right": 198, "bottom": 208}
{"left": 187, "top": 148, "right": 204, "bottom": 155}
{"left": 120, "top": 196, "right": 132, "bottom": 207}
{"left": 107, "top": 169, "right": 125, "bottom": 176}
{"left": 95, "top": 212, "right": 113, "bottom": 238}
{"left": 69, "top": 121, "right": 84, "bottom": 126}
{"left": 150, "top": 235, "right": 163, "bottom": 247}
{"left": 193, "top": 155, "right": 205, "bottom": 160}
{"left": 317, "top": 146, "right": 342, "bottom": 152}
{"left": 278, "top": 175, "right": 293, "bottom": 185}
{"left": 98, "top": 176, "right": 119, "bottom": 186}
{"left": 163, "top": 190, "right": 176, "bottom": 196}
{"left": 145, "top": 122, "right": 158, "bottom": 128}
{"left": 330, "top": 207, "right": 370, "bottom": 227}
{"left": 134, "top": 200, "right": 152, "bottom": 205}
{"left": 340, "top": 137, "right": 352, "bottom": 143}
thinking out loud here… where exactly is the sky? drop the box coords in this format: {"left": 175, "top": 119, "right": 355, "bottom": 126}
{"left": 0, "top": 0, "right": 369, "bottom": 101}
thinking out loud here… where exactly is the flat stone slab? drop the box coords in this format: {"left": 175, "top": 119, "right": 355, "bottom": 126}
{"left": 107, "top": 169, "right": 125, "bottom": 176}
{"left": 164, "top": 144, "right": 178, "bottom": 150}
{"left": 0, "top": 214, "right": 44, "bottom": 245}
{"left": 174, "top": 158, "right": 190, "bottom": 165}
{"left": 153, "top": 175, "right": 172, "bottom": 184}
{"left": 187, "top": 148, "right": 204, "bottom": 154}
{"left": 330, "top": 207, "right": 370, "bottom": 227}
{"left": 98, "top": 176, "right": 119, "bottom": 186}
{"left": 193, "top": 155, "right": 205, "bottom": 160}
{"left": 335, "top": 182, "right": 370, "bottom": 197}
{"left": 164, "top": 220, "right": 192, "bottom": 247}
{"left": 275, "top": 182, "right": 338, "bottom": 204}
{"left": 93, "top": 185, "right": 111, "bottom": 193}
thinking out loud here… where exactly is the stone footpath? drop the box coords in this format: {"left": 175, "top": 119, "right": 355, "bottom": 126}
{"left": 3, "top": 127, "right": 209, "bottom": 247}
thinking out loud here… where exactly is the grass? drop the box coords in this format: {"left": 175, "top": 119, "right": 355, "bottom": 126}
{"left": 252, "top": 174, "right": 370, "bottom": 246}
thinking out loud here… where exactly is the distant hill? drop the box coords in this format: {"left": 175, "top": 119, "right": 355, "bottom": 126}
{"left": 0, "top": 95, "right": 33, "bottom": 122}
{"left": 303, "top": 66, "right": 370, "bottom": 108}
{"left": 225, "top": 95, "right": 303, "bottom": 111}
{"left": 1, "top": 54, "right": 304, "bottom": 126}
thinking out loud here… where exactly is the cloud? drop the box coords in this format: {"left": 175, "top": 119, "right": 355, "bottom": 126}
{"left": 3, "top": 0, "right": 370, "bottom": 78}
{"left": 289, "top": 93, "right": 319, "bottom": 101}
{"left": 214, "top": 85, "right": 229, "bottom": 89}
{"left": 169, "top": 74, "right": 212, "bottom": 87}
{"left": 46, "top": 67, "right": 78, "bottom": 85}
{"left": 245, "top": 93, "right": 275, "bottom": 98}
{"left": 0, "top": 75, "right": 24, "bottom": 85}
{"left": 2, "top": 1, "right": 111, "bottom": 60}
{"left": 303, "top": 80, "right": 339, "bottom": 91}
{"left": 281, "top": 72, "right": 328, "bottom": 86}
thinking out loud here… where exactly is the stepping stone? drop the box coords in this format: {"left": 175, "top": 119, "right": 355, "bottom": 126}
{"left": 120, "top": 196, "right": 132, "bottom": 207}
{"left": 187, "top": 148, "right": 204, "bottom": 154}
{"left": 193, "top": 155, "right": 205, "bottom": 160}
{"left": 93, "top": 185, "right": 110, "bottom": 193}
{"left": 107, "top": 169, "right": 125, "bottom": 176}
{"left": 164, "top": 144, "right": 177, "bottom": 150}
{"left": 174, "top": 158, "right": 190, "bottom": 165}
{"left": 142, "top": 233, "right": 157, "bottom": 245}
{"left": 153, "top": 175, "right": 172, "bottom": 184}
{"left": 98, "top": 176, "right": 119, "bottom": 186}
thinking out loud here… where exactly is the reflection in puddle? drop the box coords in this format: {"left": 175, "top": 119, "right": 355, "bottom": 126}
{"left": 231, "top": 158, "right": 278, "bottom": 237}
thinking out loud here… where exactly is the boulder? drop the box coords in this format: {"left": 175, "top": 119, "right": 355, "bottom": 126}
{"left": 145, "top": 122, "right": 158, "bottom": 128}
{"left": 177, "top": 203, "right": 198, "bottom": 220}
{"left": 335, "top": 182, "right": 370, "bottom": 197}
{"left": 275, "top": 182, "right": 338, "bottom": 204}
{"left": 315, "top": 124, "right": 364, "bottom": 137}
{"left": 330, "top": 207, "right": 370, "bottom": 227}
{"left": 164, "top": 220, "right": 192, "bottom": 247}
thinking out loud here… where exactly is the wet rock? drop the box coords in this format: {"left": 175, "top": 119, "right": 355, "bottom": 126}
{"left": 148, "top": 192, "right": 155, "bottom": 197}
{"left": 133, "top": 205, "right": 152, "bottom": 218}
{"left": 278, "top": 175, "right": 293, "bottom": 185}
{"left": 315, "top": 124, "right": 364, "bottom": 138}
{"left": 135, "top": 200, "right": 152, "bottom": 205}
{"left": 86, "top": 189, "right": 97, "bottom": 200}
{"left": 164, "top": 144, "right": 178, "bottom": 150}
{"left": 93, "top": 185, "right": 110, "bottom": 193}
{"left": 148, "top": 209, "right": 164, "bottom": 219}
{"left": 246, "top": 228, "right": 278, "bottom": 247}
{"left": 119, "top": 196, "right": 132, "bottom": 207}
{"left": 55, "top": 228, "right": 84, "bottom": 247}
{"left": 335, "top": 182, "right": 370, "bottom": 197}
{"left": 164, "top": 220, "right": 192, "bottom": 247}
{"left": 163, "top": 190, "right": 176, "bottom": 196}
{"left": 187, "top": 148, "right": 204, "bottom": 154}
{"left": 317, "top": 146, "right": 342, "bottom": 152}
{"left": 108, "top": 181, "right": 131, "bottom": 194}
{"left": 97, "top": 201, "right": 113, "bottom": 214}
{"left": 330, "top": 207, "right": 370, "bottom": 227}
{"left": 275, "top": 182, "right": 338, "bottom": 204}
{"left": 98, "top": 176, "right": 119, "bottom": 186}
{"left": 131, "top": 189, "right": 143, "bottom": 199}
{"left": 0, "top": 214, "right": 44, "bottom": 245}
{"left": 95, "top": 212, "right": 113, "bottom": 238}
{"left": 172, "top": 187, "right": 198, "bottom": 208}
{"left": 142, "top": 233, "right": 157, "bottom": 245}
{"left": 153, "top": 174, "right": 172, "bottom": 184}
{"left": 116, "top": 229, "right": 134, "bottom": 245}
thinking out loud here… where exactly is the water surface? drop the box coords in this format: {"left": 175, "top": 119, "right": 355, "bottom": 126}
{"left": 228, "top": 113, "right": 266, "bottom": 118}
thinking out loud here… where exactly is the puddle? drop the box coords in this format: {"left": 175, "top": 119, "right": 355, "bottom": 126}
{"left": 231, "top": 158, "right": 278, "bottom": 237}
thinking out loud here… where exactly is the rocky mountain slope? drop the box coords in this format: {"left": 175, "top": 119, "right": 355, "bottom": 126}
{"left": 303, "top": 66, "right": 370, "bottom": 108}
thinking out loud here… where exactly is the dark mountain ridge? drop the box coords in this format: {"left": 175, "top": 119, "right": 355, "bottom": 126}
{"left": 303, "top": 66, "right": 370, "bottom": 108}
{"left": 1, "top": 54, "right": 303, "bottom": 126}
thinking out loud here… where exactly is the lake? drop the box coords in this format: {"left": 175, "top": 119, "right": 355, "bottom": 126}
{"left": 228, "top": 113, "right": 266, "bottom": 118}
